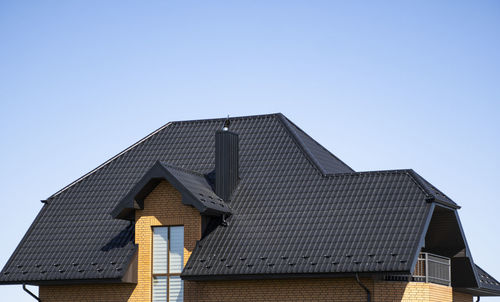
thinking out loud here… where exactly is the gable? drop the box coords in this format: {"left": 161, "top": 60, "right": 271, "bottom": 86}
{"left": 111, "top": 161, "right": 230, "bottom": 220}
{"left": 134, "top": 179, "right": 201, "bottom": 270}
{"left": 421, "top": 205, "right": 477, "bottom": 288}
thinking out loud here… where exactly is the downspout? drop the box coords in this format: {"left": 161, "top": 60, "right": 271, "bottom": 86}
{"left": 22, "top": 284, "right": 41, "bottom": 301}
{"left": 355, "top": 273, "right": 371, "bottom": 302}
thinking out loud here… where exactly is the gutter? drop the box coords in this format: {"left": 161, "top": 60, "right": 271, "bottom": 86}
{"left": 355, "top": 274, "right": 371, "bottom": 302}
{"left": 23, "top": 284, "right": 41, "bottom": 301}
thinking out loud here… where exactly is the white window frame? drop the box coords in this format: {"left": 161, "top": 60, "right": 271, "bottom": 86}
{"left": 152, "top": 226, "right": 184, "bottom": 302}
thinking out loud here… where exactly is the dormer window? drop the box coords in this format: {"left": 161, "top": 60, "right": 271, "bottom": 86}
{"left": 152, "top": 226, "right": 184, "bottom": 302}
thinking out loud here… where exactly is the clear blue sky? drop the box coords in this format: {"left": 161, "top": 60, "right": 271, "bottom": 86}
{"left": 1, "top": 1, "right": 499, "bottom": 300}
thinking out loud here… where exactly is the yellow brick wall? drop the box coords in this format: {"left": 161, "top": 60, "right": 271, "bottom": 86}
{"left": 373, "top": 281, "right": 452, "bottom": 302}
{"left": 187, "top": 279, "right": 458, "bottom": 302}
{"left": 372, "top": 281, "right": 412, "bottom": 302}
{"left": 186, "top": 278, "right": 373, "bottom": 302}
{"left": 453, "top": 290, "right": 473, "bottom": 302}
{"left": 40, "top": 279, "right": 461, "bottom": 302}
{"left": 39, "top": 284, "right": 135, "bottom": 302}
{"left": 130, "top": 180, "right": 202, "bottom": 301}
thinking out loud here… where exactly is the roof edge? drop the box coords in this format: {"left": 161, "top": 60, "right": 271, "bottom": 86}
{"left": 409, "top": 203, "right": 436, "bottom": 275}
{"left": 455, "top": 287, "right": 500, "bottom": 297}
{"left": 49, "top": 122, "right": 174, "bottom": 199}
{"left": 0, "top": 204, "right": 49, "bottom": 278}
{"left": 0, "top": 278, "right": 126, "bottom": 286}
{"left": 181, "top": 271, "right": 409, "bottom": 281}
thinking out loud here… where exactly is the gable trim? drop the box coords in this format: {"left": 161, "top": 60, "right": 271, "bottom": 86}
{"left": 111, "top": 161, "right": 231, "bottom": 220}
{"left": 409, "top": 203, "right": 435, "bottom": 275}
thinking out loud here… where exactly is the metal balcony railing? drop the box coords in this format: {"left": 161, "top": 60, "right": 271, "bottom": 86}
{"left": 412, "top": 252, "right": 451, "bottom": 286}
{"left": 384, "top": 252, "right": 451, "bottom": 286}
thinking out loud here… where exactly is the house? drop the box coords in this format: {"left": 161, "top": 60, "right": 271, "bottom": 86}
{"left": 0, "top": 113, "right": 499, "bottom": 302}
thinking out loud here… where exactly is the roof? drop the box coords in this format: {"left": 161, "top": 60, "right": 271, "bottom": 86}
{"left": 474, "top": 265, "right": 500, "bottom": 295}
{"left": 0, "top": 113, "right": 495, "bottom": 289}
{"left": 182, "top": 169, "right": 434, "bottom": 279}
{"left": 408, "top": 170, "right": 458, "bottom": 209}
{"left": 111, "top": 161, "right": 231, "bottom": 220}
{"left": 455, "top": 265, "right": 500, "bottom": 296}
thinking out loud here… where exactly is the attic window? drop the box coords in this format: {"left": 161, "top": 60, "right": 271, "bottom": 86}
{"left": 152, "top": 226, "right": 184, "bottom": 302}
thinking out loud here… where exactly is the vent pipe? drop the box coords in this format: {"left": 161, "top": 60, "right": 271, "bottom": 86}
{"left": 215, "top": 119, "right": 239, "bottom": 201}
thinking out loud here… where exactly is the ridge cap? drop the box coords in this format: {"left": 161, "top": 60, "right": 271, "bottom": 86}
{"left": 170, "top": 113, "right": 282, "bottom": 125}
{"left": 276, "top": 114, "right": 354, "bottom": 176}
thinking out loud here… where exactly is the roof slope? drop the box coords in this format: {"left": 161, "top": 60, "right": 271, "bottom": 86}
{"left": 0, "top": 113, "right": 357, "bottom": 284}
{"left": 182, "top": 170, "right": 433, "bottom": 279}
{"left": 475, "top": 265, "right": 500, "bottom": 294}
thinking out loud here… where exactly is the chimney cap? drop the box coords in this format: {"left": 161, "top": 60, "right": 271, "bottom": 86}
{"left": 222, "top": 116, "right": 230, "bottom": 131}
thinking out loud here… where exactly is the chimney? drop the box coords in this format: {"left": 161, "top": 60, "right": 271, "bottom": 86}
{"left": 215, "top": 119, "right": 239, "bottom": 201}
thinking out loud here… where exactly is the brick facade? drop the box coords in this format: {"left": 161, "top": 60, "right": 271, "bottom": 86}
{"left": 452, "top": 290, "right": 474, "bottom": 302}
{"left": 39, "top": 284, "right": 135, "bottom": 302}
{"left": 187, "top": 278, "right": 371, "bottom": 302}
{"left": 131, "top": 180, "right": 202, "bottom": 301}
{"left": 187, "top": 279, "right": 465, "bottom": 302}
{"left": 39, "top": 180, "right": 475, "bottom": 302}
{"left": 373, "top": 281, "right": 452, "bottom": 302}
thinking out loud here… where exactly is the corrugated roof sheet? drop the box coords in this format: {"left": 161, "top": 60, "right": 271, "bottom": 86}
{"left": 476, "top": 265, "right": 500, "bottom": 293}
{"left": 182, "top": 170, "right": 432, "bottom": 278}
{"left": 161, "top": 162, "right": 229, "bottom": 212}
{"left": 0, "top": 113, "right": 463, "bottom": 284}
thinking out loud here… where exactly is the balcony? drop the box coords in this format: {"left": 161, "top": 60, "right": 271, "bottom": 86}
{"left": 384, "top": 252, "right": 451, "bottom": 286}
{"left": 413, "top": 252, "right": 451, "bottom": 286}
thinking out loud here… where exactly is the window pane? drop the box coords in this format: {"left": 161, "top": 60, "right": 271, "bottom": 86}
{"left": 153, "top": 227, "right": 168, "bottom": 274}
{"left": 169, "top": 276, "right": 183, "bottom": 302}
{"left": 152, "top": 276, "right": 167, "bottom": 302}
{"left": 169, "top": 226, "right": 184, "bottom": 273}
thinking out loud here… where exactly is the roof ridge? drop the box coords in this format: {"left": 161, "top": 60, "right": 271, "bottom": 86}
{"left": 323, "top": 169, "right": 456, "bottom": 205}
{"left": 170, "top": 113, "right": 282, "bottom": 125}
{"left": 403, "top": 169, "right": 437, "bottom": 199}
{"left": 49, "top": 122, "right": 174, "bottom": 199}
{"left": 324, "top": 169, "right": 413, "bottom": 178}
{"left": 410, "top": 170, "right": 453, "bottom": 199}
{"left": 278, "top": 114, "right": 354, "bottom": 174}
{"left": 276, "top": 114, "right": 354, "bottom": 175}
